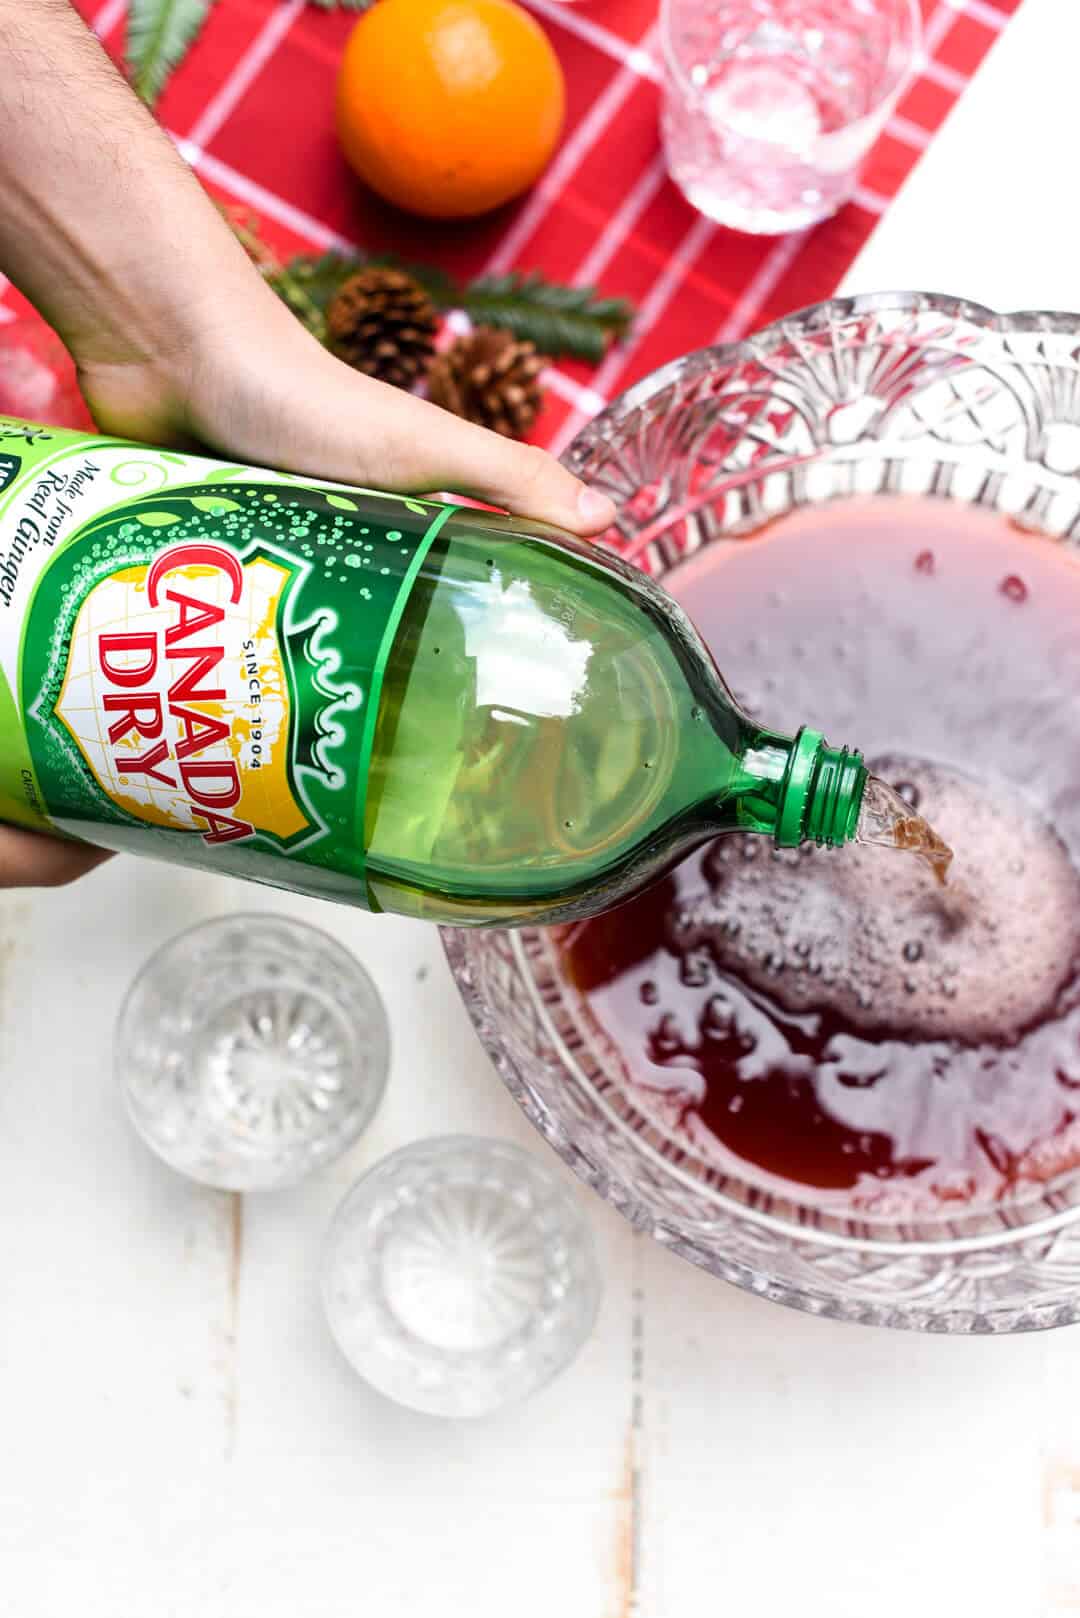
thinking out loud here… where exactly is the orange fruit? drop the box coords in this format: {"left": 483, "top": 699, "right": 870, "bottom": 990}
{"left": 336, "top": 0, "right": 566, "bottom": 220}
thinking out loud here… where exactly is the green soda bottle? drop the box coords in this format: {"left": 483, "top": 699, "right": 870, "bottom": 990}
{"left": 0, "top": 417, "right": 944, "bottom": 925}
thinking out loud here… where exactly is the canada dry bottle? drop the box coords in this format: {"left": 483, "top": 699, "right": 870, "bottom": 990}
{"left": 0, "top": 417, "right": 925, "bottom": 926}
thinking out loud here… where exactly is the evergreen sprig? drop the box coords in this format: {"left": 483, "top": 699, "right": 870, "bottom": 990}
{"left": 460, "top": 272, "right": 633, "bottom": 364}
{"left": 127, "top": 0, "right": 214, "bottom": 107}
{"left": 261, "top": 247, "right": 633, "bottom": 362}
{"left": 125, "top": 0, "right": 375, "bottom": 105}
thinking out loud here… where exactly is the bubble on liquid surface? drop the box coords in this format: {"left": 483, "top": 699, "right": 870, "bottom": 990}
{"left": 672, "top": 755, "right": 1080, "bottom": 1044}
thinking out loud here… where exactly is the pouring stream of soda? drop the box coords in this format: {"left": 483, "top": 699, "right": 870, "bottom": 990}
{"left": 856, "top": 775, "right": 954, "bottom": 885}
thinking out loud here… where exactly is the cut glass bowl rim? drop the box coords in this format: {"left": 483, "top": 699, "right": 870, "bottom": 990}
{"left": 565, "top": 288, "right": 1080, "bottom": 471}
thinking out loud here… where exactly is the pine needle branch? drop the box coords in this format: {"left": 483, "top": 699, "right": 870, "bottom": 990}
{"left": 460, "top": 272, "right": 633, "bottom": 362}
{"left": 223, "top": 217, "right": 635, "bottom": 364}
{"left": 127, "top": 0, "right": 214, "bottom": 107}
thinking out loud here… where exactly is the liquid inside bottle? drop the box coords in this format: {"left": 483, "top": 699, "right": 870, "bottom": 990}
{"left": 362, "top": 512, "right": 877, "bottom": 926}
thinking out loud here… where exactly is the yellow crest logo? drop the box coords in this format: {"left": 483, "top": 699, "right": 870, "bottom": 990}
{"left": 55, "top": 541, "right": 311, "bottom": 845}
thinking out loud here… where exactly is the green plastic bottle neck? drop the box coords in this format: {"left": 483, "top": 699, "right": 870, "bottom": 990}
{"left": 775, "top": 727, "right": 867, "bottom": 849}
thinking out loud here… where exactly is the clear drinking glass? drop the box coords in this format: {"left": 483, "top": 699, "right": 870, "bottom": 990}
{"left": 660, "top": 0, "right": 921, "bottom": 234}
{"left": 116, "top": 914, "right": 390, "bottom": 1191}
{"left": 322, "top": 1136, "right": 602, "bottom": 1416}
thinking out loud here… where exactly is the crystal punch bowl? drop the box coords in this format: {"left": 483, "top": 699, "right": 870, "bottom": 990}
{"left": 442, "top": 292, "right": 1080, "bottom": 1335}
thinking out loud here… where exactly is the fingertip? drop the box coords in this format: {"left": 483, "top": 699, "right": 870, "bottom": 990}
{"left": 575, "top": 485, "right": 618, "bottom": 535}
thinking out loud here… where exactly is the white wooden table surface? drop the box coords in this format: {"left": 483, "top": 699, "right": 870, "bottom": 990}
{"left": 4, "top": 2, "right": 1079, "bottom": 1612}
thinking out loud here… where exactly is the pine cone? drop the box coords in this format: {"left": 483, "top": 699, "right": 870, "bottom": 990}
{"left": 427, "top": 327, "right": 545, "bottom": 438}
{"left": 326, "top": 267, "right": 438, "bottom": 388}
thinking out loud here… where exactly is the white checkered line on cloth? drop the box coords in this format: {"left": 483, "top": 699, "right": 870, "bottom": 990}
{"left": 714, "top": 228, "right": 813, "bottom": 345}
{"left": 186, "top": 0, "right": 307, "bottom": 153}
{"left": 551, "top": 209, "right": 716, "bottom": 457}
{"left": 483, "top": 23, "right": 661, "bottom": 277}
{"left": 91, "top": 0, "right": 126, "bottom": 38}
{"left": 919, "top": 56, "right": 970, "bottom": 94}
{"left": 176, "top": 140, "right": 357, "bottom": 252}
{"left": 524, "top": 0, "right": 661, "bottom": 79}
{"left": 542, "top": 368, "right": 609, "bottom": 416}
{"left": 889, "top": 113, "right": 933, "bottom": 151}
{"left": 572, "top": 153, "right": 669, "bottom": 288}
{"left": 944, "top": 0, "right": 1011, "bottom": 27}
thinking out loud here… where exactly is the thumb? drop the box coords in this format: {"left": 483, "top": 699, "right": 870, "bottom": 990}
{"left": 354, "top": 374, "right": 619, "bottom": 537}
{"left": 202, "top": 335, "right": 618, "bottom": 538}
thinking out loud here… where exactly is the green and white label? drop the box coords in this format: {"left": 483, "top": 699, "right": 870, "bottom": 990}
{"left": 0, "top": 418, "right": 451, "bottom": 904}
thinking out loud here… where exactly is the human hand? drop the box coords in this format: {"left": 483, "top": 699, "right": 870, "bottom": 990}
{"left": 76, "top": 287, "right": 617, "bottom": 538}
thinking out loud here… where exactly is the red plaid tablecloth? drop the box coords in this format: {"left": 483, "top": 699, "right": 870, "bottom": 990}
{"left": 44, "top": 0, "right": 1024, "bottom": 451}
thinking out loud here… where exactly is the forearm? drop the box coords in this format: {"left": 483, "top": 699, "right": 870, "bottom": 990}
{"left": 0, "top": 0, "right": 262, "bottom": 373}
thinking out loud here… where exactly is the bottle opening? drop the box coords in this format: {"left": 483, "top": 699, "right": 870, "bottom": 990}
{"left": 776, "top": 728, "right": 867, "bottom": 850}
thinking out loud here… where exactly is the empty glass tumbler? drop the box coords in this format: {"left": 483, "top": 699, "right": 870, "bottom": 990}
{"left": 116, "top": 914, "right": 390, "bottom": 1190}
{"left": 322, "top": 1136, "right": 602, "bottom": 1417}
{"left": 660, "top": 0, "right": 921, "bottom": 234}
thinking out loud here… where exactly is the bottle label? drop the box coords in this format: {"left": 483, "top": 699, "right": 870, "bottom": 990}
{"left": 0, "top": 418, "right": 452, "bottom": 904}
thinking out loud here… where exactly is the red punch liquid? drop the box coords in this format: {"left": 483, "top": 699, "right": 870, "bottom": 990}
{"left": 557, "top": 500, "right": 1080, "bottom": 1215}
